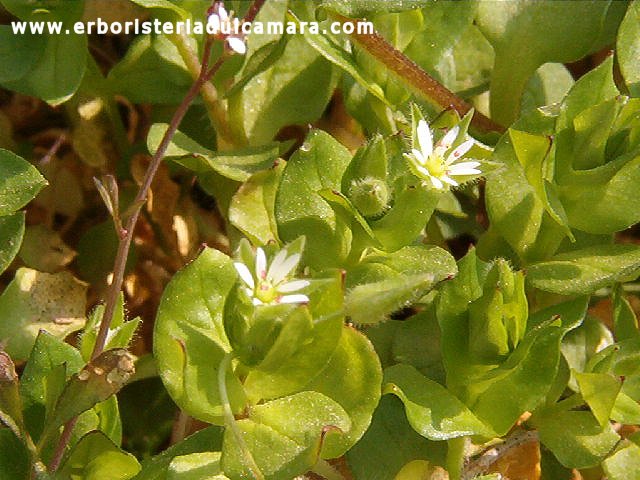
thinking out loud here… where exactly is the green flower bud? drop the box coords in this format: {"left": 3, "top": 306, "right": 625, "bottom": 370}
{"left": 348, "top": 176, "right": 390, "bottom": 217}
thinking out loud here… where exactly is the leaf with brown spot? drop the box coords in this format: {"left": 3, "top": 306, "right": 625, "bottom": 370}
{"left": 0, "top": 268, "right": 87, "bottom": 361}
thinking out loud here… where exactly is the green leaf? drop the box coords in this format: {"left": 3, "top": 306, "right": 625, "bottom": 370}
{"left": 0, "top": 149, "right": 47, "bottom": 216}
{"left": 57, "top": 431, "right": 140, "bottom": 480}
{"left": 1, "top": 33, "right": 88, "bottom": 105}
{"left": 20, "top": 331, "right": 84, "bottom": 442}
{"left": 613, "top": 286, "right": 640, "bottom": 341}
{"left": 0, "top": 351, "right": 25, "bottom": 438}
{"left": 0, "top": 212, "right": 25, "bottom": 275}
{"left": 228, "top": 3, "right": 337, "bottom": 144}
{"left": 384, "top": 364, "right": 494, "bottom": 440}
{"left": 47, "top": 350, "right": 135, "bottom": 432}
{"left": 275, "top": 130, "right": 353, "bottom": 269}
{"left": 319, "top": 0, "right": 428, "bottom": 17}
{"left": 221, "top": 391, "right": 350, "bottom": 480}
{"left": 345, "top": 396, "right": 447, "bottom": 480}
{"left": 128, "top": 0, "right": 188, "bottom": 19}
{"left": 154, "top": 248, "right": 245, "bottom": 424}
{"left": 527, "top": 244, "right": 640, "bottom": 295}
{"left": 0, "top": 429, "right": 30, "bottom": 479}
{"left": 230, "top": 162, "right": 285, "bottom": 246}
{"left": 1, "top": 0, "right": 85, "bottom": 22}
{"left": 520, "top": 63, "right": 574, "bottom": 114}
{"left": 603, "top": 440, "right": 640, "bottom": 480}
{"left": 467, "top": 321, "right": 567, "bottom": 435}
{"left": 484, "top": 113, "right": 565, "bottom": 263}
{"left": 575, "top": 371, "right": 621, "bottom": 427}
{"left": 536, "top": 410, "right": 619, "bottom": 469}
{"left": 119, "top": 376, "right": 176, "bottom": 458}
{"left": 345, "top": 246, "right": 457, "bottom": 325}
{"left": 0, "top": 26, "right": 45, "bottom": 83}
{"left": 390, "top": 311, "right": 446, "bottom": 384}
{"left": 107, "top": 34, "right": 191, "bottom": 104}
{"left": 148, "top": 124, "right": 282, "bottom": 182}
{"left": 477, "top": 0, "right": 619, "bottom": 125}
{"left": 558, "top": 149, "right": 640, "bottom": 234}
{"left": 0, "top": 268, "right": 87, "bottom": 361}
{"left": 611, "top": 391, "right": 640, "bottom": 425}
{"left": 561, "top": 316, "right": 614, "bottom": 391}
{"left": 509, "top": 129, "right": 571, "bottom": 238}
{"left": 618, "top": 0, "right": 640, "bottom": 97}
{"left": 369, "top": 184, "right": 439, "bottom": 252}
{"left": 167, "top": 452, "right": 228, "bottom": 480}
{"left": 72, "top": 396, "right": 123, "bottom": 449}
{"left": 241, "top": 272, "right": 345, "bottom": 402}
{"left": 80, "top": 297, "right": 141, "bottom": 362}
{"left": 299, "top": 21, "right": 389, "bottom": 104}
{"left": 226, "top": 33, "right": 291, "bottom": 98}
{"left": 557, "top": 56, "right": 619, "bottom": 129}
{"left": 133, "top": 427, "right": 224, "bottom": 480}
{"left": 304, "top": 326, "right": 382, "bottom": 459}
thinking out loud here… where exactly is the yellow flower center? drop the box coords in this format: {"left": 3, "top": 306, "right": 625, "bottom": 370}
{"left": 255, "top": 280, "right": 279, "bottom": 304}
{"left": 425, "top": 153, "right": 447, "bottom": 178}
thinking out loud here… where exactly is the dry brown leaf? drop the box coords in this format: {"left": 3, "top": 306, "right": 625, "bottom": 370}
{"left": 486, "top": 439, "right": 541, "bottom": 480}
{"left": 19, "top": 224, "right": 76, "bottom": 272}
{"left": 131, "top": 154, "right": 180, "bottom": 255}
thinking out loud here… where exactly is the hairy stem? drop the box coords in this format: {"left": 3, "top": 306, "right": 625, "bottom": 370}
{"left": 46, "top": 417, "right": 78, "bottom": 473}
{"left": 338, "top": 17, "right": 506, "bottom": 135}
{"left": 447, "top": 436, "right": 468, "bottom": 480}
{"left": 218, "top": 353, "right": 264, "bottom": 480}
{"left": 171, "top": 32, "right": 236, "bottom": 149}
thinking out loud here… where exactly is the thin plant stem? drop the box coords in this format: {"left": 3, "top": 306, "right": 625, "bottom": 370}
{"left": 218, "top": 353, "right": 264, "bottom": 480}
{"left": 48, "top": 49, "right": 224, "bottom": 473}
{"left": 90, "top": 42, "right": 222, "bottom": 363}
{"left": 46, "top": 0, "right": 263, "bottom": 472}
{"left": 46, "top": 417, "right": 78, "bottom": 473}
{"left": 337, "top": 16, "right": 506, "bottom": 135}
{"left": 171, "top": 32, "right": 236, "bottom": 148}
{"left": 447, "top": 436, "right": 468, "bottom": 480}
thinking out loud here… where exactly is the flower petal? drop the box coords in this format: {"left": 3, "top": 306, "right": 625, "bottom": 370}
{"left": 218, "top": 5, "right": 229, "bottom": 21}
{"left": 441, "top": 175, "right": 459, "bottom": 186}
{"left": 270, "top": 253, "right": 301, "bottom": 284}
{"left": 416, "top": 120, "right": 433, "bottom": 158}
{"left": 234, "top": 262, "right": 255, "bottom": 289}
{"left": 415, "top": 164, "right": 431, "bottom": 178}
{"left": 449, "top": 161, "right": 482, "bottom": 176}
{"left": 452, "top": 160, "right": 481, "bottom": 169}
{"left": 277, "top": 294, "right": 309, "bottom": 305}
{"left": 207, "top": 14, "right": 221, "bottom": 33}
{"left": 226, "top": 36, "right": 247, "bottom": 55}
{"left": 449, "top": 167, "right": 481, "bottom": 176}
{"left": 446, "top": 139, "right": 474, "bottom": 163}
{"left": 252, "top": 297, "right": 264, "bottom": 306}
{"left": 411, "top": 148, "right": 426, "bottom": 165}
{"left": 255, "top": 248, "right": 267, "bottom": 280}
{"left": 267, "top": 249, "right": 288, "bottom": 281}
{"left": 277, "top": 279, "right": 310, "bottom": 293}
{"left": 438, "top": 126, "right": 459, "bottom": 150}
{"left": 430, "top": 175, "right": 444, "bottom": 190}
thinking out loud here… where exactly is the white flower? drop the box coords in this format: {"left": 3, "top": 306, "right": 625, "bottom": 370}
{"left": 405, "top": 119, "right": 482, "bottom": 190}
{"left": 234, "top": 247, "right": 310, "bottom": 306}
{"left": 207, "top": 3, "right": 247, "bottom": 55}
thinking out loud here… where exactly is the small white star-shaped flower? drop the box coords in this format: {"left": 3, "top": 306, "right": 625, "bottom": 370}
{"left": 234, "top": 247, "right": 310, "bottom": 306}
{"left": 405, "top": 119, "right": 482, "bottom": 190}
{"left": 207, "top": 3, "right": 247, "bottom": 55}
